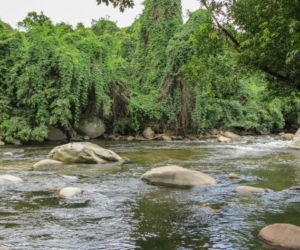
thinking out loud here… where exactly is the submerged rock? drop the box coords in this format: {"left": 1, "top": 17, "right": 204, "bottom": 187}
{"left": 47, "top": 142, "right": 123, "bottom": 164}
{"left": 259, "top": 223, "right": 300, "bottom": 250}
{"left": 33, "top": 159, "right": 64, "bottom": 170}
{"left": 56, "top": 173, "right": 78, "bottom": 180}
{"left": 228, "top": 173, "right": 240, "bottom": 179}
{"left": 141, "top": 165, "right": 218, "bottom": 188}
{"left": 289, "top": 186, "right": 300, "bottom": 191}
{"left": 235, "top": 185, "right": 266, "bottom": 195}
{"left": 0, "top": 175, "right": 23, "bottom": 184}
{"left": 0, "top": 246, "right": 10, "bottom": 250}
{"left": 55, "top": 187, "right": 83, "bottom": 198}
{"left": 3, "top": 152, "right": 13, "bottom": 157}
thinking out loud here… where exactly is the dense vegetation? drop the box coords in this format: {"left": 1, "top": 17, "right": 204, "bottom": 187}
{"left": 0, "top": 0, "right": 299, "bottom": 142}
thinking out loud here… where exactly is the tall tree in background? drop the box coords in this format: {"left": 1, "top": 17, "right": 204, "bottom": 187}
{"left": 125, "top": 0, "right": 183, "bottom": 131}
{"left": 199, "top": 0, "right": 300, "bottom": 93}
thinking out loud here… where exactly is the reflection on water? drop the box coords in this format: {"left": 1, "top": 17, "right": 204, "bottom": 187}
{"left": 0, "top": 136, "right": 299, "bottom": 249}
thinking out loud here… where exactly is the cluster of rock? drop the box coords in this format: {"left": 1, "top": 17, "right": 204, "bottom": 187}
{"left": 2, "top": 142, "right": 124, "bottom": 200}
{"left": 2, "top": 129, "right": 300, "bottom": 249}
{"left": 1, "top": 119, "right": 299, "bottom": 145}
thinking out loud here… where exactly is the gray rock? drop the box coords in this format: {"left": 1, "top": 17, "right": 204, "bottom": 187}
{"left": 218, "top": 135, "right": 232, "bottom": 143}
{"left": 142, "top": 127, "right": 155, "bottom": 139}
{"left": 141, "top": 165, "right": 218, "bottom": 188}
{"left": 235, "top": 185, "right": 266, "bottom": 195}
{"left": 224, "top": 131, "right": 241, "bottom": 139}
{"left": 289, "top": 128, "right": 300, "bottom": 150}
{"left": 46, "top": 127, "right": 67, "bottom": 141}
{"left": 0, "top": 175, "right": 23, "bottom": 184}
{"left": 161, "top": 135, "right": 172, "bottom": 141}
{"left": 79, "top": 118, "right": 106, "bottom": 139}
{"left": 3, "top": 152, "right": 13, "bottom": 157}
{"left": 12, "top": 139, "right": 21, "bottom": 145}
{"left": 259, "top": 223, "right": 300, "bottom": 250}
{"left": 281, "top": 133, "right": 294, "bottom": 140}
{"left": 228, "top": 173, "right": 240, "bottom": 179}
{"left": 83, "top": 136, "right": 90, "bottom": 140}
{"left": 56, "top": 187, "right": 83, "bottom": 198}
{"left": 47, "top": 142, "right": 123, "bottom": 164}
{"left": 33, "top": 159, "right": 64, "bottom": 170}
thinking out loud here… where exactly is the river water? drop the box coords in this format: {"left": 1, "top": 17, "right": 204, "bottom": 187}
{"left": 0, "top": 136, "right": 300, "bottom": 250}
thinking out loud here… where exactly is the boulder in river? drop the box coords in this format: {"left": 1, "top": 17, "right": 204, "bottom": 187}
{"left": 141, "top": 165, "right": 218, "bottom": 188}
{"left": 258, "top": 223, "right": 300, "bottom": 250}
{"left": 218, "top": 135, "right": 232, "bottom": 143}
{"left": 235, "top": 185, "right": 266, "bottom": 195}
{"left": 55, "top": 187, "right": 83, "bottom": 198}
{"left": 281, "top": 133, "right": 294, "bottom": 140}
{"left": 33, "top": 159, "right": 64, "bottom": 170}
{"left": 47, "top": 142, "right": 123, "bottom": 164}
{"left": 0, "top": 175, "right": 23, "bottom": 184}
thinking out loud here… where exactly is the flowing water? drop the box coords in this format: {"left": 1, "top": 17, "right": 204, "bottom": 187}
{"left": 0, "top": 136, "right": 300, "bottom": 250}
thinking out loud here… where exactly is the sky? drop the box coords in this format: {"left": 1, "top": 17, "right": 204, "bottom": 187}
{"left": 0, "top": 0, "right": 200, "bottom": 29}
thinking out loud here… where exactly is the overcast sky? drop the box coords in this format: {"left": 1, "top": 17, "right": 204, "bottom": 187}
{"left": 0, "top": 0, "right": 200, "bottom": 29}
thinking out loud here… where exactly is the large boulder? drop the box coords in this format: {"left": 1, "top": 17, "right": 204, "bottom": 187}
{"left": 289, "top": 128, "right": 300, "bottom": 150}
{"left": 47, "top": 142, "right": 123, "bottom": 164}
{"left": 259, "top": 223, "right": 300, "bottom": 250}
{"left": 142, "top": 127, "right": 155, "bottom": 139}
{"left": 141, "top": 165, "right": 218, "bottom": 188}
{"left": 0, "top": 175, "right": 23, "bottom": 184}
{"left": 79, "top": 118, "right": 106, "bottom": 139}
{"left": 46, "top": 127, "right": 67, "bottom": 141}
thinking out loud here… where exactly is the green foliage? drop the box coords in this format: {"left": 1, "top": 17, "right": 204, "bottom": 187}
{"left": 1, "top": 0, "right": 298, "bottom": 141}
{"left": 200, "top": 0, "right": 300, "bottom": 93}
{"left": 125, "top": 0, "right": 183, "bottom": 130}
{"left": 96, "top": 0, "right": 134, "bottom": 12}
{"left": 181, "top": 11, "right": 285, "bottom": 134}
{"left": 0, "top": 13, "right": 117, "bottom": 141}
{"left": 17, "top": 11, "right": 53, "bottom": 31}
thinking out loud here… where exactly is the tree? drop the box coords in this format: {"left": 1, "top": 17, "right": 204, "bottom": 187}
{"left": 198, "top": 0, "right": 300, "bottom": 93}
{"left": 0, "top": 13, "right": 119, "bottom": 141}
{"left": 96, "top": 0, "right": 134, "bottom": 12}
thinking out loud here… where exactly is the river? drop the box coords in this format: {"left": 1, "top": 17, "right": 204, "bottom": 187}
{"left": 0, "top": 136, "right": 299, "bottom": 250}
